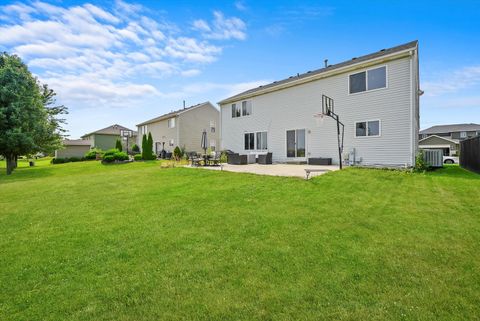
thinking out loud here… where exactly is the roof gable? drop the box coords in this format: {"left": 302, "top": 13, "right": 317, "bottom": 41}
{"left": 81, "top": 124, "right": 136, "bottom": 138}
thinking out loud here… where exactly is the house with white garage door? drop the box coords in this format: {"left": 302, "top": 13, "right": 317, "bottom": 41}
{"left": 218, "top": 40, "right": 421, "bottom": 167}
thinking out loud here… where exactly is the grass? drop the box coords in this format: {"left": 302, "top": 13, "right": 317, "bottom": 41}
{"left": 0, "top": 161, "right": 479, "bottom": 320}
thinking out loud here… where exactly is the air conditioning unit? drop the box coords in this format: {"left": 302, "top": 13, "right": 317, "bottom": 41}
{"left": 423, "top": 149, "right": 443, "bottom": 168}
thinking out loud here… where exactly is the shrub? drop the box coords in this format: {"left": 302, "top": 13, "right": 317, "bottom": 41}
{"left": 134, "top": 154, "right": 142, "bottom": 161}
{"left": 414, "top": 150, "right": 430, "bottom": 172}
{"left": 113, "top": 151, "right": 129, "bottom": 161}
{"left": 220, "top": 151, "right": 228, "bottom": 163}
{"left": 104, "top": 148, "right": 119, "bottom": 157}
{"left": 69, "top": 157, "right": 81, "bottom": 162}
{"left": 115, "top": 139, "right": 123, "bottom": 152}
{"left": 103, "top": 155, "right": 115, "bottom": 163}
{"left": 132, "top": 144, "right": 140, "bottom": 153}
{"left": 51, "top": 158, "right": 65, "bottom": 164}
{"left": 173, "top": 146, "right": 182, "bottom": 161}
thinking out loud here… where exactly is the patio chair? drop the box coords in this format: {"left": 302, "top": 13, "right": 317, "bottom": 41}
{"left": 258, "top": 152, "right": 272, "bottom": 165}
{"left": 209, "top": 151, "right": 221, "bottom": 166}
{"left": 227, "top": 153, "right": 247, "bottom": 165}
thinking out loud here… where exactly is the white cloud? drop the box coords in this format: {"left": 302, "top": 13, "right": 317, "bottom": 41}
{"left": 0, "top": 1, "right": 247, "bottom": 111}
{"left": 423, "top": 65, "right": 480, "bottom": 96}
{"left": 234, "top": 1, "right": 247, "bottom": 11}
{"left": 193, "top": 11, "right": 246, "bottom": 40}
{"left": 182, "top": 80, "right": 270, "bottom": 97}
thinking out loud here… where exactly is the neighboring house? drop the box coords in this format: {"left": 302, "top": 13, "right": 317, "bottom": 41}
{"left": 81, "top": 124, "right": 137, "bottom": 151}
{"left": 136, "top": 102, "right": 220, "bottom": 154}
{"left": 219, "top": 41, "right": 420, "bottom": 167}
{"left": 418, "top": 123, "right": 480, "bottom": 156}
{"left": 55, "top": 139, "right": 91, "bottom": 158}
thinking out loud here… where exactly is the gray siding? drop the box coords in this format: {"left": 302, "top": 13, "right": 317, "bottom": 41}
{"left": 137, "top": 103, "right": 219, "bottom": 154}
{"left": 178, "top": 104, "right": 220, "bottom": 152}
{"left": 221, "top": 55, "right": 418, "bottom": 167}
{"left": 55, "top": 145, "right": 90, "bottom": 158}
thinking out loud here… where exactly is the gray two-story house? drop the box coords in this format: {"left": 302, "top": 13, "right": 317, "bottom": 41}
{"left": 136, "top": 102, "right": 220, "bottom": 154}
{"left": 419, "top": 123, "right": 480, "bottom": 156}
{"left": 219, "top": 41, "right": 421, "bottom": 167}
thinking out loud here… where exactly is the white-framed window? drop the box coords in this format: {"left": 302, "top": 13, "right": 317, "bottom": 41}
{"left": 169, "top": 139, "right": 174, "bottom": 146}
{"left": 242, "top": 100, "right": 252, "bottom": 116}
{"left": 231, "top": 103, "right": 241, "bottom": 118}
{"left": 210, "top": 139, "right": 216, "bottom": 151}
{"left": 210, "top": 120, "right": 216, "bottom": 133}
{"left": 256, "top": 131, "right": 267, "bottom": 150}
{"left": 355, "top": 120, "right": 381, "bottom": 137}
{"left": 141, "top": 125, "right": 147, "bottom": 135}
{"left": 168, "top": 118, "right": 175, "bottom": 128}
{"left": 460, "top": 131, "right": 467, "bottom": 138}
{"left": 349, "top": 66, "right": 387, "bottom": 94}
{"left": 244, "top": 132, "right": 255, "bottom": 150}
{"left": 232, "top": 101, "right": 252, "bottom": 118}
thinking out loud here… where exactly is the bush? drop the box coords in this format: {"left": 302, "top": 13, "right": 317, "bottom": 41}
{"left": 134, "top": 154, "right": 142, "bottom": 161}
{"left": 51, "top": 158, "right": 65, "bottom": 164}
{"left": 414, "top": 150, "right": 430, "bottom": 172}
{"left": 173, "top": 146, "right": 183, "bottom": 160}
{"left": 69, "top": 157, "right": 81, "bottom": 162}
{"left": 113, "top": 151, "right": 129, "bottom": 161}
{"left": 132, "top": 144, "right": 140, "bottom": 153}
{"left": 104, "top": 148, "right": 119, "bottom": 157}
{"left": 85, "top": 149, "right": 98, "bottom": 160}
{"left": 103, "top": 155, "right": 115, "bottom": 163}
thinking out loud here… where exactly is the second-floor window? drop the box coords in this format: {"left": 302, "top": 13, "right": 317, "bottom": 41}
{"left": 349, "top": 66, "right": 387, "bottom": 94}
{"left": 168, "top": 118, "right": 175, "bottom": 128}
{"left": 242, "top": 101, "right": 252, "bottom": 116}
{"left": 460, "top": 131, "right": 467, "bottom": 138}
{"left": 232, "top": 101, "right": 252, "bottom": 118}
{"left": 231, "top": 103, "right": 241, "bottom": 118}
{"left": 210, "top": 120, "right": 216, "bottom": 133}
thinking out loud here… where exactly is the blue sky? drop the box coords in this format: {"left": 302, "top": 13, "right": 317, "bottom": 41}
{"left": 0, "top": 0, "right": 479, "bottom": 138}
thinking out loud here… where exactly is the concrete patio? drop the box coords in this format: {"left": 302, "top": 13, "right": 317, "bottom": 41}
{"left": 188, "top": 163, "right": 340, "bottom": 179}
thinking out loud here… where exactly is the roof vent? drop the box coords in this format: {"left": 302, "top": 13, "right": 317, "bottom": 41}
{"left": 324, "top": 59, "right": 328, "bottom": 68}
{"left": 297, "top": 73, "right": 300, "bottom": 77}
{"left": 307, "top": 70, "right": 312, "bottom": 73}
{"left": 380, "top": 49, "right": 386, "bottom": 52}
{"left": 352, "top": 57, "right": 357, "bottom": 60}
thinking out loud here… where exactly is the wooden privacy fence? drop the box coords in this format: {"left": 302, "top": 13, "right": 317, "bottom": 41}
{"left": 460, "top": 136, "right": 480, "bottom": 174}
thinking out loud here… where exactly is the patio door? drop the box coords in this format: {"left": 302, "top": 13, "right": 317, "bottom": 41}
{"left": 286, "top": 129, "right": 306, "bottom": 158}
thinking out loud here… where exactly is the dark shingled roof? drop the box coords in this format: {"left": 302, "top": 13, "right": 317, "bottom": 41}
{"left": 219, "top": 40, "right": 418, "bottom": 104}
{"left": 420, "top": 123, "right": 480, "bottom": 134}
{"left": 136, "top": 101, "right": 215, "bottom": 126}
{"left": 81, "top": 124, "right": 137, "bottom": 138}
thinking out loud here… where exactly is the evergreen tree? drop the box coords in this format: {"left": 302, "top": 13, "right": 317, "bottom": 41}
{"left": 141, "top": 134, "right": 147, "bottom": 160}
{"left": 115, "top": 138, "right": 122, "bottom": 152}
{"left": 147, "top": 132, "right": 154, "bottom": 160}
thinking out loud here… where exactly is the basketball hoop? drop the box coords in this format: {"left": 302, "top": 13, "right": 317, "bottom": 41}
{"left": 313, "top": 113, "right": 326, "bottom": 127}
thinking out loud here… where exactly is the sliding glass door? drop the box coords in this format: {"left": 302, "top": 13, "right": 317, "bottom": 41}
{"left": 286, "top": 129, "right": 306, "bottom": 158}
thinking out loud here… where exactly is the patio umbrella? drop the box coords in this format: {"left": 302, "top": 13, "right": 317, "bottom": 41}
{"left": 201, "top": 129, "right": 208, "bottom": 166}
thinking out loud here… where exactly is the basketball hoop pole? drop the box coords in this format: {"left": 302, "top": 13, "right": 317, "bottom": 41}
{"left": 321, "top": 95, "right": 345, "bottom": 169}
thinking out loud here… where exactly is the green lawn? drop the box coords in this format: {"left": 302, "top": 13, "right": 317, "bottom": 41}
{"left": 0, "top": 161, "right": 479, "bottom": 321}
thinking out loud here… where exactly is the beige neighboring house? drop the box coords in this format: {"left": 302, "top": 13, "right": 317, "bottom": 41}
{"left": 136, "top": 102, "right": 220, "bottom": 154}
{"left": 55, "top": 139, "right": 91, "bottom": 158}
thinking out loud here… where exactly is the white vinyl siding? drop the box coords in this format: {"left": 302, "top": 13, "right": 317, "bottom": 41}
{"left": 221, "top": 56, "right": 416, "bottom": 167}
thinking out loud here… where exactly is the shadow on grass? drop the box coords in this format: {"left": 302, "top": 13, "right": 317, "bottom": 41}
{"left": 426, "top": 165, "right": 480, "bottom": 180}
{"left": 0, "top": 165, "right": 56, "bottom": 185}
